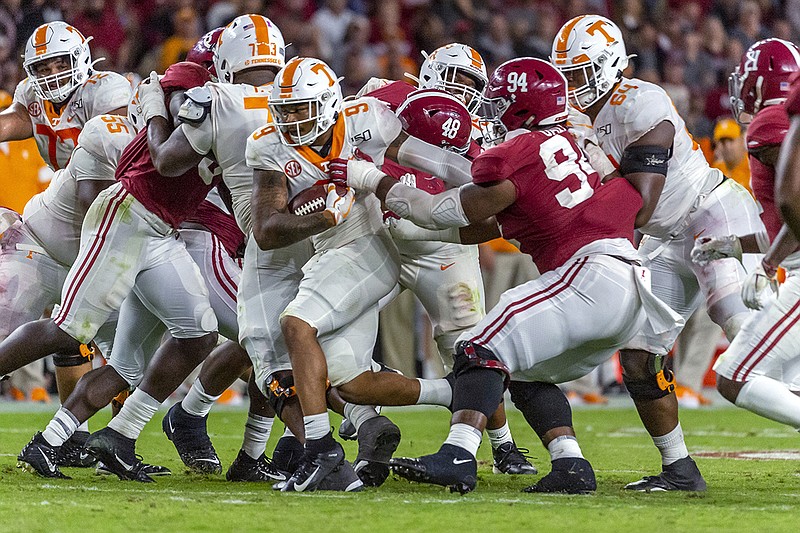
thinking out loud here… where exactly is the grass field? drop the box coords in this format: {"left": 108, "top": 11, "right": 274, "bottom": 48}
{"left": 1, "top": 401, "right": 799, "bottom": 532}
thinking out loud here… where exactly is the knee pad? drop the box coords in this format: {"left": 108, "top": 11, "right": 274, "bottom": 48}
{"left": 622, "top": 353, "right": 675, "bottom": 401}
{"left": 453, "top": 341, "right": 510, "bottom": 387}
{"left": 266, "top": 371, "right": 296, "bottom": 418}
{"left": 508, "top": 381, "right": 573, "bottom": 438}
{"left": 53, "top": 343, "right": 95, "bottom": 367}
{"left": 452, "top": 367, "right": 505, "bottom": 418}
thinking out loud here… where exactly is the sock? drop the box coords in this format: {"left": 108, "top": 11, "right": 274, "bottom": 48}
{"left": 736, "top": 375, "right": 800, "bottom": 430}
{"left": 443, "top": 423, "right": 482, "bottom": 457}
{"left": 416, "top": 378, "right": 453, "bottom": 406}
{"left": 283, "top": 426, "right": 295, "bottom": 438}
{"left": 107, "top": 389, "right": 161, "bottom": 440}
{"left": 652, "top": 423, "right": 689, "bottom": 466}
{"left": 547, "top": 435, "right": 584, "bottom": 461}
{"left": 342, "top": 403, "right": 379, "bottom": 433}
{"left": 76, "top": 420, "right": 89, "bottom": 434}
{"left": 303, "top": 412, "right": 330, "bottom": 441}
{"left": 242, "top": 414, "right": 273, "bottom": 460}
{"left": 41, "top": 407, "right": 79, "bottom": 447}
{"left": 486, "top": 422, "right": 513, "bottom": 450}
{"left": 182, "top": 378, "right": 220, "bottom": 418}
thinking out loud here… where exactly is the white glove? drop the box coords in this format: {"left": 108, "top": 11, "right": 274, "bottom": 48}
{"left": 329, "top": 158, "right": 385, "bottom": 193}
{"left": 138, "top": 71, "right": 168, "bottom": 123}
{"left": 741, "top": 262, "right": 778, "bottom": 310}
{"left": 691, "top": 235, "right": 743, "bottom": 266}
{"left": 323, "top": 183, "right": 355, "bottom": 226}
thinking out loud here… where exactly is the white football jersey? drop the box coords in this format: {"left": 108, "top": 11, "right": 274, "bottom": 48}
{"left": 180, "top": 82, "right": 272, "bottom": 234}
{"left": 22, "top": 114, "right": 135, "bottom": 265}
{"left": 246, "top": 96, "right": 402, "bottom": 251}
{"left": 591, "top": 78, "right": 721, "bottom": 238}
{"left": 13, "top": 70, "right": 131, "bottom": 171}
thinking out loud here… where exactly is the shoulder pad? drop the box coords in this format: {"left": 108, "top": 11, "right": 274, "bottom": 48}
{"left": 178, "top": 86, "right": 212, "bottom": 125}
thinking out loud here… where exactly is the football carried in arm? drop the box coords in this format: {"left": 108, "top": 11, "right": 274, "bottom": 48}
{"left": 287, "top": 181, "right": 349, "bottom": 216}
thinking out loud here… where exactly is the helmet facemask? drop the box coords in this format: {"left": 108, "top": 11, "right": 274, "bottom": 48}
{"left": 728, "top": 68, "right": 750, "bottom": 124}
{"left": 270, "top": 90, "right": 338, "bottom": 147}
{"left": 479, "top": 94, "right": 512, "bottom": 144}
{"left": 559, "top": 52, "right": 616, "bottom": 112}
{"left": 25, "top": 51, "right": 90, "bottom": 104}
{"left": 430, "top": 65, "right": 486, "bottom": 114}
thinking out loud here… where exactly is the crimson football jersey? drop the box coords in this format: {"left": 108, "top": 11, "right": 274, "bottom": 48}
{"left": 186, "top": 200, "right": 245, "bottom": 258}
{"left": 471, "top": 125, "right": 642, "bottom": 273}
{"left": 787, "top": 72, "right": 800, "bottom": 116}
{"left": 747, "top": 104, "right": 790, "bottom": 242}
{"left": 116, "top": 129, "right": 220, "bottom": 228}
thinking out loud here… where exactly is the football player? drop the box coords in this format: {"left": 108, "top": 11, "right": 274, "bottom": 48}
{"left": 550, "top": 15, "right": 765, "bottom": 491}
{"left": 354, "top": 44, "right": 536, "bottom": 475}
{"left": 690, "top": 40, "right": 800, "bottom": 429}
{"left": 334, "top": 58, "right": 682, "bottom": 494}
{"left": 0, "top": 20, "right": 130, "bottom": 447}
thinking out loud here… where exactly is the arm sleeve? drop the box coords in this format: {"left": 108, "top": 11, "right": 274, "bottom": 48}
{"left": 397, "top": 135, "right": 473, "bottom": 187}
{"left": 384, "top": 184, "right": 470, "bottom": 230}
{"left": 180, "top": 120, "right": 213, "bottom": 155}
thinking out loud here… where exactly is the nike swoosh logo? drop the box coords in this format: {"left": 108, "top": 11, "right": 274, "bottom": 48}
{"left": 168, "top": 416, "right": 175, "bottom": 435}
{"left": 39, "top": 449, "right": 56, "bottom": 472}
{"left": 452, "top": 458, "right": 472, "bottom": 465}
{"left": 115, "top": 453, "right": 135, "bottom": 471}
{"left": 292, "top": 466, "right": 321, "bottom": 491}
{"left": 440, "top": 262, "right": 456, "bottom": 271}
{"left": 693, "top": 229, "right": 705, "bottom": 240}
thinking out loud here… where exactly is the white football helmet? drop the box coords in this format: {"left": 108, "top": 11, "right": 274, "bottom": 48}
{"left": 127, "top": 83, "right": 144, "bottom": 133}
{"left": 214, "top": 14, "right": 286, "bottom": 83}
{"left": 417, "top": 43, "right": 488, "bottom": 114}
{"left": 269, "top": 57, "right": 343, "bottom": 146}
{"left": 550, "top": 15, "right": 630, "bottom": 111}
{"left": 23, "top": 21, "right": 94, "bottom": 103}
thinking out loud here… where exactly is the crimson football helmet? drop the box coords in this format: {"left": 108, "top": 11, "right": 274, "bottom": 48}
{"left": 729, "top": 38, "right": 800, "bottom": 123}
{"left": 480, "top": 58, "right": 569, "bottom": 143}
{"left": 186, "top": 27, "right": 224, "bottom": 79}
{"left": 396, "top": 88, "right": 472, "bottom": 154}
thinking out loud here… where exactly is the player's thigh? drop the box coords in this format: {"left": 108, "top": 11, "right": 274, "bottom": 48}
{"left": 133, "top": 245, "right": 217, "bottom": 339}
{"left": 466, "top": 255, "right": 645, "bottom": 380}
{"left": 399, "top": 241, "right": 485, "bottom": 340}
{"left": 283, "top": 233, "right": 400, "bottom": 335}
{"left": 714, "top": 274, "right": 800, "bottom": 383}
{"left": 639, "top": 234, "right": 703, "bottom": 321}
{"left": 320, "top": 304, "right": 379, "bottom": 387}
{"left": 107, "top": 292, "right": 167, "bottom": 386}
{"left": 238, "top": 237, "right": 312, "bottom": 390}
{"left": 0, "top": 243, "right": 64, "bottom": 338}
{"left": 183, "top": 229, "right": 240, "bottom": 341}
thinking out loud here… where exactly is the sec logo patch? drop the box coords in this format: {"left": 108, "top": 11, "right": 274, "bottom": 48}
{"left": 28, "top": 102, "right": 42, "bottom": 117}
{"left": 284, "top": 160, "right": 302, "bottom": 178}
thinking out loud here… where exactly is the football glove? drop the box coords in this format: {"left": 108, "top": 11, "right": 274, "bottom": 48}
{"left": 328, "top": 157, "right": 385, "bottom": 193}
{"left": 138, "top": 71, "right": 168, "bottom": 123}
{"left": 741, "top": 261, "right": 778, "bottom": 310}
{"left": 323, "top": 183, "right": 355, "bottom": 226}
{"left": 690, "top": 234, "right": 743, "bottom": 266}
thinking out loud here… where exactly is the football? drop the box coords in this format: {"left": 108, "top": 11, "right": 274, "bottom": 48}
{"left": 288, "top": 182, "right": 348, "bottom": 216}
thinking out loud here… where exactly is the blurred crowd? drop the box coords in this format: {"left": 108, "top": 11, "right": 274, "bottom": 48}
{"left": 1, "top": 0, "right": 798, "bottom": 138}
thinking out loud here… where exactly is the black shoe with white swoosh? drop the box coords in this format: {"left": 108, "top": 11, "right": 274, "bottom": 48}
{"left": 162, "top": 403, "right": 222, "bottom": 474}
{"left": 84, "top": 427, "right": 154, "bottom": 483}
{"left": 390, "top": 443, "right": 477, "bottom": 494}
{"left": 56, "top": 431, "right": 97, "bottom": 468}
{"left": 281, "top": 440, "right": 346, "bottom": 492}
{"left": 17, "top": 432, "right": 70, "bottom": 479}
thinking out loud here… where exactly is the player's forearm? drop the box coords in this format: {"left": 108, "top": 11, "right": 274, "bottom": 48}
{"left": 147, "top": 116, "right": 183, "bottom": 177}
{"left": 763, "top": 225, "right": 800, "bottom": 270}
{"left": 383, "top": 183, "right": 470, "bottom": 230}
{"left": 739, "top": 231, "right": 770, "bottom": 254}
{"left": 0, "top": 109, "right": 34, "bottom": 142}
{"left": 777, "top": 117, "right": 800, "bottom": 238}
{"left": 396, "top": 136, "right": 473, "bottom": 187}
{"left": 252, "top": 211, "right": 333, "bottom": 250}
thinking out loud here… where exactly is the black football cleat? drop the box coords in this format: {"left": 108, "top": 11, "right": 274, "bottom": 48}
{"left": 96, "top": 461, "right": 171, "bottom": 477}
{"left": 354, "top": 415, "right": 402, "bottom": 487}
{"left": 281, "top": 441, "right": 346, "bottom": 492}
{"left": 390, "top": 444, "right": 477, "bottom": 494}
{"left": 162, "top": 403, "right": 221, "bottom": 475}
{"left": 84, "top": 427, "right": 154, "bottom": 482}
{"left": 523, "top": 457, "right": 596, "bottom": 494}
{"left": 318, "top": 460, "right": 364, "bottom": 492}
{"left": 492, "top": 441, "right": 538, "bottom": 475}
{"left": 272, "top": 435, "right": 305, "bottom": 475}
{"left": 17, "top": 432, "right": 70, "bottom": 479}
{"left": 624, "top": 456, "right": 707, "bottom": 492}
{"left": 338, "top": 418, "right": 357, "bottom": 441}
{"left": 226, "top": 449, "right": 287, "bottom": 482}
{"left": 56, "top": 431, "right": 97, "bottom": 468}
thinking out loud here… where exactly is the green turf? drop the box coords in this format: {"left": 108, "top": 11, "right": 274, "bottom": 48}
{"left": 0, "top": 404, "right": 798, "bottom": 532}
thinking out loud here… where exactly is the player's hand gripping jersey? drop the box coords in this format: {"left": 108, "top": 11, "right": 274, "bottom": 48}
{"left": 246, "top": 95, "right": 402, "bottom": 251}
